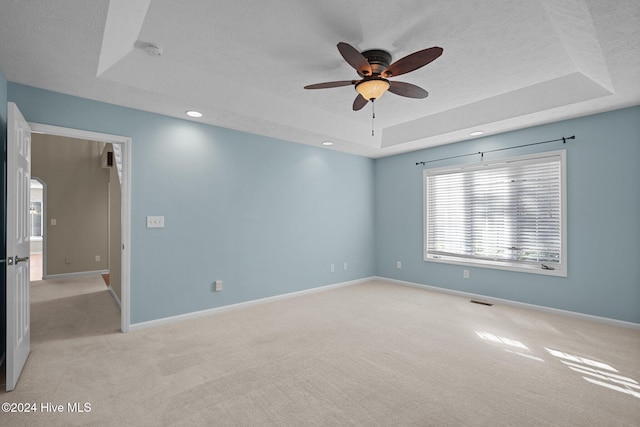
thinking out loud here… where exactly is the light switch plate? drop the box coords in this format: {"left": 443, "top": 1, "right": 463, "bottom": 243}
{"left": 146, "top": 216, "right": 165, "bottom": 228}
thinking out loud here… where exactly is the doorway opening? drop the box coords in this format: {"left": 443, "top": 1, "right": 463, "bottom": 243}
{"left": 29, "top": 178, "right": 45, "bottom": 281}
{"left": 28, "top": 123, "right": 131, "bottom": 332}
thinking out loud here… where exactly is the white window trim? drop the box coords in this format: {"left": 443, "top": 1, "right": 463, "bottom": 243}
{"left": 423, "top": 150, "right": 567, "bottom": 277}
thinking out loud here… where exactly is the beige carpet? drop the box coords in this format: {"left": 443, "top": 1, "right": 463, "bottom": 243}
{"left": 1, "top": 276, "right": 639, "bottom": 426}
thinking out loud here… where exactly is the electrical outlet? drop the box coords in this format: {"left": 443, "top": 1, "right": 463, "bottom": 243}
{"left": 463, "top": 269, "right": 470, "bottom": 279}
{"left": 330, "top": 264, "right": 335, "bottom": 273}
{"left": 344, "top": 262, "right": 348, "bottom": 270}
{"left": 214, "top": 280, "right": 223, "bottom": 291}
{"left": 397, "top": 261, "right": 402, "bottom": 269}
{"left": 95, "top": 255, "right": 101, "bottom": 262}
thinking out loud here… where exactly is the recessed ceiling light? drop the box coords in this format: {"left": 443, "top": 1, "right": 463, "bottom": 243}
{"left": 470, "top": 131, "right": 484, "bottom": 136}
{"left": 186, "top": 110, "right": 203, "bottom": 118}
{"left": 322, "top": 141, "right": 334, "bottom": 146}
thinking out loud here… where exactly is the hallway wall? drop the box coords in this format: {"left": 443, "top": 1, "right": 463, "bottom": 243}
{"left": 31, "top": 133, "right": 110, "bottom": 276}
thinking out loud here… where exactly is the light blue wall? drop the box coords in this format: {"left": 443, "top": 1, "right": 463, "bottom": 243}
{"left": 6, "top": 82, "right": 639, "bottom": 325}
{"left": 1, "top": 67, "right": 8, "bottom": 358}
{"left": 375, "top": 106, "right": 640, "bottom": 324}
{"left": 8, "top": 83, "right": 376, "bottom": 324}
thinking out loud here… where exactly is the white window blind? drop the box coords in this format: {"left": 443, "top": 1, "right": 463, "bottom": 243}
{"left": 424, "top": 151, "right": 566, "bottom": 276}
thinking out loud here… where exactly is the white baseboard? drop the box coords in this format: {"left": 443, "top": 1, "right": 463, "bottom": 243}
{"left": 129, "top": 277, "right": 374, "bottom": 332}
{"left": 43, "top": 270, "right": 109, "bottom": 280}
{"left": 375, "top": 276, "right": 640, "bottom": 330}
{"left": 107, "top": 286, "right": 121, "bottom": 310}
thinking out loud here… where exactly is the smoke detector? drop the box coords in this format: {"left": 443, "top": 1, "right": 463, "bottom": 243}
{"left": 142, "top": 43, "right": 163, "bottom": 57}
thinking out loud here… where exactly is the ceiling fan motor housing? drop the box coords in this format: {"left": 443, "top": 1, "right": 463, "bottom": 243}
{"left": 361, "top": 49, "right": 392, "bottom": 75}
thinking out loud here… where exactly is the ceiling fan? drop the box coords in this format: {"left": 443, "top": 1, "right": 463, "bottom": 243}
{"left": 304, "top": 42, "right": 443, "bottom": 111}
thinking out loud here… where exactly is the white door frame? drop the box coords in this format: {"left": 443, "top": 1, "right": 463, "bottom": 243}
{"left": 28, "top": 123, "right": 132, "bottom": 333}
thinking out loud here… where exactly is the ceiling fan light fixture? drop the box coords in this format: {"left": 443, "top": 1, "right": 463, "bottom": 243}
{"left": 355, "top": 78, "right": 390, "bottom": 101}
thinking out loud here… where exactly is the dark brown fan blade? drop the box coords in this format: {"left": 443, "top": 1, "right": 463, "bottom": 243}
{"left": 353, "top": 94, "right": 368, "bottom": 111}
{"left": 388, "top": 81, "right": 429, "bottom": 98}
{"left": 304, "top": 80, "right": 355, "bottom": 89}
{"left": 337, "top": 42, "right": 372, "bottom": 76}
{"left": 382, "top": 46, "right": 443, "bottom": 78}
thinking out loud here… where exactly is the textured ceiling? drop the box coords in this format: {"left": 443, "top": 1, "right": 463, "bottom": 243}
{"left": 0, "top": 0, "right": 638, "bottom": 158}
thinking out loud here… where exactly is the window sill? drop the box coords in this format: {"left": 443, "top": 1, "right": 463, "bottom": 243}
{"left": 425, "top": 255, "right": 567, "bottom": 277}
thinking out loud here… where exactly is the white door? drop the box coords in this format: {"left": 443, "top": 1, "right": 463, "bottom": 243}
{"left": 6, "top": 102, "right": 31, "bottom": 391}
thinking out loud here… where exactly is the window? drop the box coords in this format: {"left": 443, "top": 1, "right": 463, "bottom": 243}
{"left": 30, "top": 202, "right": 43, "bottom": 237}
{"left": 424, "top": 150, "right": 566, "bottom": 276}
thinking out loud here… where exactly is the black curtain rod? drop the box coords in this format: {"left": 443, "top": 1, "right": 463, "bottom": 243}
{"left": 415, "top": 135, "right": 575, "bottom": 166}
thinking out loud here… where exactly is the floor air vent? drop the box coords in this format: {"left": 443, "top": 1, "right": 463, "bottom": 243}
{"left": 470, "top": 300, "right": 493, "bottom": 306}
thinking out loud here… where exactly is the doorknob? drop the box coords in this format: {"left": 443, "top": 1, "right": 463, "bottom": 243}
{"left": 15, "top": 255, "right": 29, "bottom": 264}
